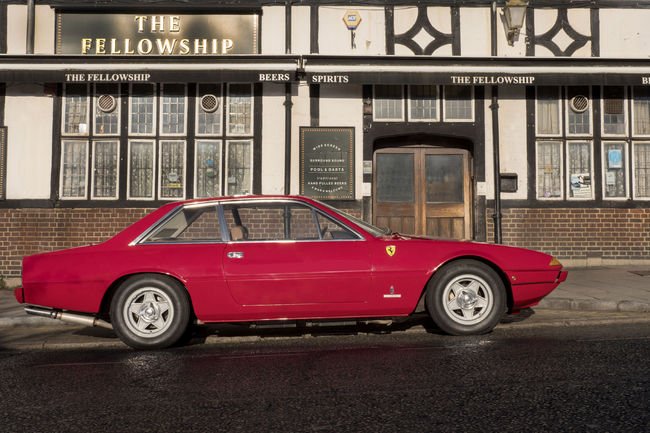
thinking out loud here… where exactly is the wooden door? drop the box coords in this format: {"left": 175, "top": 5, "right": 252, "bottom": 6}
{"left": 373, "top": 147, "right": 472, "bottom": 239}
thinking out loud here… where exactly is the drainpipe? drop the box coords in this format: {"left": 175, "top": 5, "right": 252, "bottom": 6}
{"left": 491, "top": 2, "right": 503, "bottom": 244}
{"left": 26, "top": 0, "right": 35, "bottom": 54}
{"left": 284, "top": 2, "right": 293, "bottom": 194}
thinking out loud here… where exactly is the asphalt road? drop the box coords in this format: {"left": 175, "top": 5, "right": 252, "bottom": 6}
{"left": 0, "top": 319, "right": 648, "bottom": 433}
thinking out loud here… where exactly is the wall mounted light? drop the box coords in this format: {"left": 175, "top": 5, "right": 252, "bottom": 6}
{"left": 503, "top": 0, "right": 529, "bottom": 46}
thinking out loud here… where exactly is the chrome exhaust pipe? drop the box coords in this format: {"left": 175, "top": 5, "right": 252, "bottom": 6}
{"left": 25, "top": 306, "right": 113, "bottom": 330}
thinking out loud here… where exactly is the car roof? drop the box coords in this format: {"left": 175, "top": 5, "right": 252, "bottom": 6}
{"left": 174, "top": 195, "right": 321, "bottom": 206}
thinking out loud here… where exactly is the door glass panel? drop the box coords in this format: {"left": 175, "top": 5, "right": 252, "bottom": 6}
{"left": 376, "top": 153, "right": 414, "bottom": 202}
{"left": 425, "top": 154, "right": 463, "bottom": 203}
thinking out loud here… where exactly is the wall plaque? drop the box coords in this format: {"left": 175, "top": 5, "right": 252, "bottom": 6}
{"left": 300, "top": 127, "right": 354, "bottom": 200}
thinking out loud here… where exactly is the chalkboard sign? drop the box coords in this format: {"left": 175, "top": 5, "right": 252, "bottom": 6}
{"left": 300, "top": 127, "right": 354, "bottom": 200}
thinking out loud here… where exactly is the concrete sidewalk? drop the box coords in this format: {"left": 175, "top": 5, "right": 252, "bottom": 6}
{"left": 1, "top": 266, "right": 649, "bottom": 329}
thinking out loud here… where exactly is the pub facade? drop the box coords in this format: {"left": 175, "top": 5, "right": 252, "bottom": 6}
{"left": 1, "top": 0, "right": 650, "bottom": 279}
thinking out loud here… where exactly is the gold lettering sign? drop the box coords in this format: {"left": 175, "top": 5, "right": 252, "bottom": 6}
{"left": 56, "top": 13, "right": 258, "bottom": 55}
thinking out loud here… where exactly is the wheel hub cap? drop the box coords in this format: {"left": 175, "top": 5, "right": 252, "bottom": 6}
{"left": 457, "top": 290, "right": 477, "bottom": 309}
{"left": 139, "top": 303, "right": 159, "bottom": 322}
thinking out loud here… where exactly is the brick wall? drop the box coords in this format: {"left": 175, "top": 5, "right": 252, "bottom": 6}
{"left": 0, "top": 208, "right": 153, "bottom": 278}
{"left": 487, "top": 207, "right": 650, "bottom": 262}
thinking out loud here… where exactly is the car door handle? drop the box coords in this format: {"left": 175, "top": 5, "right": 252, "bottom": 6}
{"left": 227, "top": 251, "right": 244, "bottom": 259}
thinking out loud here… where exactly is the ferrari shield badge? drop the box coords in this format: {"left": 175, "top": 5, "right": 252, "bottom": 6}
{"left": 386, "top": 245, "right": 396, "bottom": 257}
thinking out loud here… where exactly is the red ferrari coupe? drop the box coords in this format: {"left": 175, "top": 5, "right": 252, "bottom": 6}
{"left": 15, "top": 195, "right": 567, "bottom": 349}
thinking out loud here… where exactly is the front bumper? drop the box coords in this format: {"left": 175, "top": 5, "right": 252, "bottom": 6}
{"left": 14, "top": 286, "right": 24, "bottom": 304}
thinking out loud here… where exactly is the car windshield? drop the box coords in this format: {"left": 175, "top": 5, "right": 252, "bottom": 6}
{"left": 316, "top": 200, "right": 389, "bottom": 237}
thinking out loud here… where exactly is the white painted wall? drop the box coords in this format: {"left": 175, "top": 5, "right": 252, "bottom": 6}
{"left": 5, "top": 85, "right": 53, "bottom": 199}
{"left": 460, "top": 7, "right": 491, "bottom": 57}
{"left": 498, "top": 87, "right": 529, "bottom": 201}
{"left": 35, "top": 6, "right": 55, "bottom": 54}
{"left": 261, "top": 6, "right": 285, "bottom": 54}
{"left": 600, "top": 9, "right": 650, "bottom": 58}
{"left": 318, "top": 6, "right": 385, "bottom": 55}
{"left": 290, "top": 84, "right": 311, "bottom": 195}
{"left": 394, "top": 6, "right": 453, "bottom": 56}
{"left": 533, "top": 9, "right": 592, "bottom": 57}
{"left": 7, "top": 5, "right": 26, "bottom": 54}
{"left": 319, "top": 85, "right": 364, "bottom": 200}
{"left": 261, "top": 83, "right": 287, "bottom": 195}
{"left": 291, "top": 6, "right": 311, "bottom": 54}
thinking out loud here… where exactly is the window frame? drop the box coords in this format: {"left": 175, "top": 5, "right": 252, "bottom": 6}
{"left": 128, "top": 83, "right": 157, "bottom": 137}
{"left": 566, "top": 140, "right": 595, "bottom": 201}
{"left": 535, "top": 140, "right": 564, "bottom": 201}
{"left": 59, "top": 139, "right": 89, "bottom": 200}
{"left": 127, "top": 139, "right": 156, "bottom": 201}
{"left": 565, "top": 87, "right": 593, "bottom": 138}
{"left": 372, "top": 84, "right": 405, "bottom": 122}
{"left": 535, "top": 86, "right": 563, "bottom": 137}
{"left": 632, "top": 141, "right": 650, "bottom": 200}
{"left": 158, "top": 139, "right": 187, "bottom": 201}
{"left": 601, "top": 86, "right": 628, "bottom": 138}
{"left": 90, "top": 139, "right": 120, "bottom": 200}
{"left": 194, "top": 139, "right": 223, "bottom": 199}
{"left": 442, "top": 85, "right": 475, "bottom": 123}
{"left": 225, "top": 139, "right": 254, "bottom": 196}
{"left": 195, "top": 84, "right": 224, "bottom": 137}
{"left": 601, "top": 141, "right": 629, "bottom": 201}
{"left": 61, "top": 84, "right": 91, "bottom": 137}
{"left": 407, "top": 85, "right": 440, "bottom": 123}
{"left": 159, "top": 83, "right": 188, "bottom": 137}
{"left": 631, "top": 87, "right": 650, "bottom": 139}
{"left": 226, "top": 83, "right": 254, "bottom": 136}
{"left": 93, "top": 83, "right": 121, "bottom": 137}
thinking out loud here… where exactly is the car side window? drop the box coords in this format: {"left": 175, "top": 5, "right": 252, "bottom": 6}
{"left": 143, "top": 205, "right": 221, "bottom": 243}
{"left": 223, "top": 202, "right": 358, "bottom": 242}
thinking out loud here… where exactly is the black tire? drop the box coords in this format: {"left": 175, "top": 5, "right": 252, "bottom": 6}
{"left": 110, "top": 274, "right": 191, "bottom": 349}
{"left": 425, "top": 260, "right": 506, "bottom": 335}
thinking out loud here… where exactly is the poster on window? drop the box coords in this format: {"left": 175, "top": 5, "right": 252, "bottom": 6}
{"left": 300, "top": 127, "right": 354, "bottom": 200}
{"left": 570, "top": 173, "right": 592, "bottom": 198}
{"left": 608, "top": 149, "right": 623, "bottom": 169}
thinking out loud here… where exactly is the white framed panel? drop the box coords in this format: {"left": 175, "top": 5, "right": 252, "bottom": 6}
{"left": 632, "top": 141, "right": 650, "bottom": 200}
{"left": 373, "top": 85, "right": 405, "bottom": 122}
{"left": 93, "top": 83, "right": 121, "bottom": 136}
{"left": 127, "top": 139, "right": 156, "bottom": 200}
{"left": 408, "top": 85, "right": 440, "bottom": 122}
{"left": 631, "top": 87, "right": 650, "bottom": 138}
{"left": 195, "top": 84, "right": 223, "bottom": 137}
{"left": 158, "top": 140, "right": 187, "bottom": 200}
{"left": 601, "top": 141, "right": 629, "bottom": 201}
{"left": 442, "top": 86, "right": 475, "bottom": 122}
{"left": 91, "top": 139, "right": 119, "bottom": 200}
{"left": 536, "top": 140, "right": 564, "bottom": 200}
{"left": 226, "top": 83, "right": 254, "bottom": 136}
{"left": 566, "top": 140, "right": 594, "bottom": 200}
{"left": 225, "top": 139, "right": 253, "bottom": 195}
{"left": 601, "top": 86, "right": 628, "bottom": 138}
{"left": 159, "top": 83, "right": 188, "bottom": 136}
{"left": 565, "top": 87, "right": 593, "bottom": 137}
{"left": 195, "top": 139, "right": 223, "bottom": 198}
{"left": 535, "top": 86, "right": 562, "bottom": 137}
{"left": 128, "top": 83, "right": 157, "bottom": 136}
{"left": 59, "top": 139, "right": 89, "bottom": 199}
{"left": 61, "top": 84, "right": 90, "bottom": 136}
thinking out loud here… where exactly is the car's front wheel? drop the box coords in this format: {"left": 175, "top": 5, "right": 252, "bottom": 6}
{"left": 110, "top": 274, "right": 191, "bottom": 349}
{"left": 425, "top": 260, "right": 506, "bottom": 335}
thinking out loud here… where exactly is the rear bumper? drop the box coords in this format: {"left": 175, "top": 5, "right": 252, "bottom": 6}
{"left": 14, "top": 287, "right": 24, "bottom": 304}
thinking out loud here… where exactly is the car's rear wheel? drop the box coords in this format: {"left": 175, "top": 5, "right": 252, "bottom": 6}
{"left": 110, "top": 274, "right": 191, "bottom": 349}
{"left": 425, "top": 260, "right": 506, "bottom": 335}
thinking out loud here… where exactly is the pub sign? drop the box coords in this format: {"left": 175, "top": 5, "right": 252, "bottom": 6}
{"left": 300, "top": 127, "right": 355, "bottom": 200}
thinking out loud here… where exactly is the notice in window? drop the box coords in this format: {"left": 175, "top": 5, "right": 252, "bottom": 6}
{"left": 570, "top": 173, "right": 592, "bottom": 198}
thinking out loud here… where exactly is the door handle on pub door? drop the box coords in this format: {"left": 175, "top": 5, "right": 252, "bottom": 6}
{"left": 227, "top": 251, "right": 244, "bottom": 259}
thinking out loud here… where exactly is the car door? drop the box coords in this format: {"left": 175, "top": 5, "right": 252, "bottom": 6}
{"left": 221, "top": 200, "right": 373, "bottom": 311}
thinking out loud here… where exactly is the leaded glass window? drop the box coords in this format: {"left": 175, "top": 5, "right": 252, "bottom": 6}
{"left": 373, "top": 85, "right": 404, "bottom": 121}
{"left": 227, "top": 84, "right": 253, "bottom": 135}
{"left": 603, "top": 142, "right": 627, "bottom": 199}
{"left": 633, "top": 87, "right": 650, "bottom": 136}
{"left": 409, "top": 85, "right": 438, "bottom": 121}
{"left": 161, "top": 84, "right": 186, "bottom": 135}
{"left": 567, "top": 87, "right": 591, "bottom": 135}
{"left": 63, "top": 84, "right": 89, "bottom": 135}
{"left": 60, "top": 140, "right": 88, "bottom": 199}
{"left": 197, "top": 84, "right": 223, "bottom": 136}
{"left": 443, "top": 86, "right": 473, "bottom": 121}
{"left": 602, "top": 87, "right": 626, "bottom": 136}
{"left": 536, "top": 141, "right": 562, "bottom": 199}
{"left": 159, "top": 140, "right": 186, "bottom": 199}
{"left": 195, "top": 140, "right": 221, "bottom": 198}
{"left": 536, "top": 87, "right": 561, "bottom": 135}
{"left": 94, "top": 84, "right": 120, "bottom": 136}
{"left": 92, "top": 140, "right": 118, "bottom": 199}
{"left": 226, "top": 140, "right": 252, "bottom": 195}
{"left": 130, "top": 84, "right": 156, "bottom": 135}
{"left": 567, "top": 141, "right": 593, "bottom": 199}
{"left": 128, "top": 140, "right": 155, "bottom": 199}
{"left": 633, "top": 142, "right": 650, "bottom": 198}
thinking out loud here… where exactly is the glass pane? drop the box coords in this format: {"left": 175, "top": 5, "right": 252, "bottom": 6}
{"left": 444, "top": 86, "right": 473, "bottom": 120}
{"left": 603, "top": 87, "right": 626, "bottom": 135}
{"left": 94, "top": 84, "right": 120, "bottom": 135}
{"left": 537, "top": 141, "right": 562, "bottom": 198}
{"left": 603, "top": 142, "right": 627, "bottom": 198}
{"left": 64, "top": 84, "right": 89, "bottom": 135}
{"left": 567, "top": 87, "right": 591, "bottom": 135}
{"left": 197, "top": 84, "right": 222, "bottom": 135}
{"left": 160, "top": 140, "right": 185, "bottom": 199}
{"left": 226, "top": 140, "right": 252, "bottom": 195}
{"left": 61, "top": 140, "right": 87, "bottom": 198}
{"left": 425, "top": 155, "right": 463, "bottom": 203}
{"left": 228, "top": 84, "right": 253, "bottom": 135}
{"left": 146, "top": 206, "right": 220, "bottom": 242}
{"left": 409, "top": 85, "right": 438, "bottom": 120}
{"left": 537, "top": 87, "right": 560, "bottom": 135}
{"left": 223, "top": 204, "right": 284, "bottom": 241}
{"left": 289, "top": 205, "right": 319, "bottom": 240}
{"left": 633, "top": 87, "right": 650, "bottom": 136}
{"left": 161, "top": 84, "right": 186, "bottom": 135}
{"left": 195, "top": 140, "right": 221, "bottom": 198}
{"left": 376, "top": 153, "right": 414, "bottom": 202}
{"left": 129, "top": 140, "right": 154, "bottom": 199}
{"left": 634, "top": 142, "right": 650, "bottom": 198}
{"left": 130, "top": 84, "right": 155, "bottom": 135}
{"left": 316, "top": 212, "right": 358, "bottom": 240}
{"left": 374, "top": 85, "right": 403, "bottom": 120}
{"left": 92, "top": 140, "right": 118, "bottom": 198}
{"left": 568, "top": 141, "right": 592, "bottom": 199}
